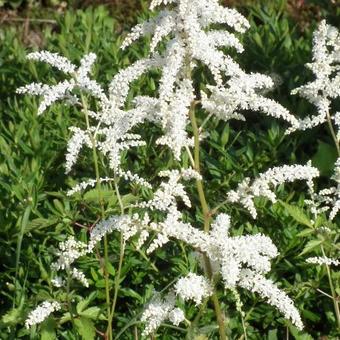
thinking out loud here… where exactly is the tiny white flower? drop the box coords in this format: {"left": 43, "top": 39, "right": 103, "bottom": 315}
{"left": 25, "top": 301, "right": 61, "bottom": 329}
{"left": 175, "top": 273, "right": 213, "bottom": 305}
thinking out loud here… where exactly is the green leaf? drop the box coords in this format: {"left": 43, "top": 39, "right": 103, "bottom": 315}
{"left": 41, "top": 317, "right": 56, "bottom": 340}
{"left": 1, "top": 308, "right": 22, "bottom": 326}
{"left": 267, "top": 329, "right": 278, "bottom": 340}
{"left": 312, "top": 141, "right": 337, "bottom": 176}
{"left": 83, "top": 188, "right": 117, "bottom": 204}
{"left": 76, "top": 292, "right": 97, "bottom": 314}
{"left": 296, "top": 228, "right": 314, "bottom": 237}
{"left": 288, "top": 323, "right": 313, "bottom": 340}
{"left": 280, "top": 201, "right": 313, "bottom": 228}
{"left": 74, "top": 317, "right": 95, "bottom": 340}
{"left": 79, "top": 307, "right": 101, "bottom": 320}
{"left": 300, "top": 239, "right": 324, "bottom": 256}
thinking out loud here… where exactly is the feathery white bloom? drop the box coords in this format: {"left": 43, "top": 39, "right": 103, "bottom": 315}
{"left": 65, "top": 127, "right": 92, "bottom": 174}
{"left": 239, "top": 269, "right": 303, "bottom": 330}
{"left": 52, "top": 236, "right": 88, "bottom": 271}
{"left": 306, "top": 159, "right": 340, "bottom": 220}
{"left": 131, "top": 211, "right": 301, "bottom": 329}
{"left": 37, "top": 80, "right": 75, "bottom": 115}
{"left": 51, "top": 276, "right": 64, "bottom": 288}
{"left": 72, "top": 268, "right": 89, "bottom": 287}
{"left": 141, "top": 293, "right": 175, "bottom": 336}
{"left": 306, "top": 256, "right": 340, "bottom": 266}
{"left": 226, "top": 164, "right": 319, "bottom": 218}
{"left": 168, "top": 308, "right": 185, "bottom": 326}
{"left": 175, "top": 273, "right": 213, "bottom": 305}
{"left": 156, "top": 79, "right": 194, "bottom": 158}
{"left": 25, "top": 301, "right": 61, "bottom": 328}
{"left": 27, "top": 51, "right": 76, "bottom": 73}
{"left": 134, "top": 168, "right": 198, "bottom": 213}
{"left": 109, "top": 58, "right": 156, "bottom": 108}
{"left": 16, "top": 82, "right": 50, "bottom": 96}
{"left": 67, "top": 177, "right": 114, "bottom": 196}
{"left": 202, "top": 73, "right": 299, "bottom": 126}
{"left": 287, "top": 21, "right": 340, "bottom": 134}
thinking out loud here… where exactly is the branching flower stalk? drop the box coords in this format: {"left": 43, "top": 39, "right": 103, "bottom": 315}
{"left": 80, "top": 92, "right": 113, "bottom": 339}
{"left": 189, "top": 101, "right": 227, "bottom": 339}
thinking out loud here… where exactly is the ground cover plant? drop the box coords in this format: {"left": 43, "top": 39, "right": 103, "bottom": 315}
{"left": 0, "top": 1, "right": 339, "bottom": 339}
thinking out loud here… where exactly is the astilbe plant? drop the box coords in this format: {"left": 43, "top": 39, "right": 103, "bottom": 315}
{"left": 17, "top": 0, "right": 325, "bottom": 338}
{"left": 286, "top": 20, "right": 340, "bottom": 329}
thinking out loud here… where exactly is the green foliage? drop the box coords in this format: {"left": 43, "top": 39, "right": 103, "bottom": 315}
{"left": 0, "top": 1, "right": 339, "bottom": 339}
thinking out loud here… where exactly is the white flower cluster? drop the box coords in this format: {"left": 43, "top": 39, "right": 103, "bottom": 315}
{"left": 66, "top": 177, "right": 113, "bottom": 196}
{"left": 25, "top": 301, "right": 61, "bottom": 329}
{"left": 117, "top": 0, "right": 298, "bottom": 159}
{"left": 17, "top": 51, "right": 150, "bottom": 189}
{"left": 141, "top": 292, "right": 185, "bottom": 336}
{"left": 226, "top": 164, "right": 319, "bottom": 218}
{"left": 287, "top": 21, "right": 340, "bottom": 134}
{"left": 174, "top": 272, "right": 212, "bottom": 305}
{"left": 134, "top": 168, "right": 200, "bottom": 212}
{"left": 71, "top": 268, "right": 89, "bottom": 287}
{"left": 140, "top": 272, "right": 212, "bottom": 335}
{"left": 306, "top": 256, "right": 340, "bottom": 266}
{"left": 202, "top": 73, "right": 299, "bottom": 126}
{"left": 239, "top": 270, "right": 303, "bottom": 330}
{"left": 93, "top": 209, "right": 302, "bottom": 329}
{"left": 306, "top": 158, "right": 340, "bottom": 220}
{"left": 52, "top": 236, "right": 88, "bottom": 271}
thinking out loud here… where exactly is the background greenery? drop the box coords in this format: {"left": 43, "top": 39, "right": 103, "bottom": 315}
{"left": 0, "top": 0, "right": 339, "bottom": 339}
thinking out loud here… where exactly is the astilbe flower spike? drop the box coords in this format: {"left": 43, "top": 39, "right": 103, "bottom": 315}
{"left": 286, "top": 21, "right": 340, "bottom": 221}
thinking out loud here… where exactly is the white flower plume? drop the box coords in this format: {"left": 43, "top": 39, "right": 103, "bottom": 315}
{"left": 141, "top": 292, "right": 185, "bottom": 336}
{"left": 118, "top": 0, "right": 297, "bottom": 159}
{"left": 226, "top": 164, "right": 319, "bottom": 218}
{"left": 174, "top": 273, "right": 213, "bottom": 305}
{"left": 87, "top": 211, "right": 302, "bottom": 330}
{"left": 287, "top": 20, "right": 340, "bottom": 134}
{"left": 306, "top": 158, "right": 340, "bottom": 220}
{"left": 25, "top": 301, "right": 61, "bottom": 329}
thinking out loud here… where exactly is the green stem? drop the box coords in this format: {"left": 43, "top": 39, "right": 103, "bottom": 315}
{"left": 325, "top": 110, "right": 340, "bottom": 157}
{"left": 321, "top": 246, "right": 340, "bottom": 329}
{"left": 108, "top": 172, "right": 126, "bottom": 328}
{"left": 109, "top": 235, "right": 125, "bottom": 323}
{"left": 80, "top": 94, "right": 112, "bottom": 340}
{"left": 187, "top": 297, "right": 209, "bottom": 338}
{"left": 189, "top": 104, "right": 211, "bottom": 232}
{"left": 189, "top": 103, "right": 227, "bottom": 340}
{"left": 66, "top": 269, "right": 78, "bottom": 337}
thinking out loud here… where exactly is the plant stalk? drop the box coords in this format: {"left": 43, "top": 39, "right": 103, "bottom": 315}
{"left": 321, "top": 246, "right": 340, "bottom": 329}
{"left": 81, "top": 94, "right": 112, "bottom": 340}
{"left": 325, "top": 110, "right": 340, "bottom": 157}
{"left": 189, "top": 103, "right": 227, "bottom": 340}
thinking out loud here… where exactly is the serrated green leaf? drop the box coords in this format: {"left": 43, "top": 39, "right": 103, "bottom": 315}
{"left": 74, "top": 317, "right": 95, "bottom": 340}
{"left": 1, "top": 307, "right": 22, "bottom": 326}
{"left": 300, "top": 239, "right": 324, "bottom": 256}
{"left": 79, "top": 307, "right": 101, "bottom": 320}
{"left": 280, "top": 201, "right": 313, "bottom": 228}
{"left": 76, "top": 292, "right": 97, "bottom": 314}
{"left": 296, "top": 229, "right": 314, "bottom": 237}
